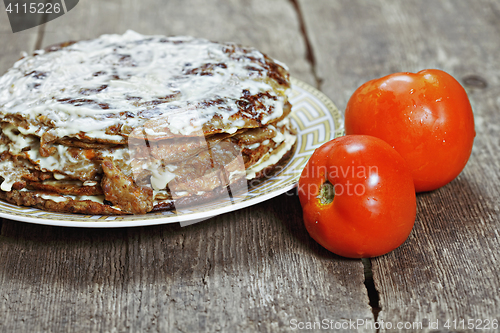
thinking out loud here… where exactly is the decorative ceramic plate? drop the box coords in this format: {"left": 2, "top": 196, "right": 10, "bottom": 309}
{"left": 0, "top": 78, "right": 343, "bottom": 228}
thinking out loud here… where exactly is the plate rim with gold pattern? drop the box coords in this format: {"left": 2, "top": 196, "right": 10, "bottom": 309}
{"left": 0, "top": 77, "right": 343, "bottom": 228}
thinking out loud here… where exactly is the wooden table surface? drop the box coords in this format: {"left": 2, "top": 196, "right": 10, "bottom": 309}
{"left": 1, "top": 1, "right": 499, "bottom": 332}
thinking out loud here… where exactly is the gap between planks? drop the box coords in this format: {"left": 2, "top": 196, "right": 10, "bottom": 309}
{"left": 362, "top": 258, "right": 381, "bottom": 327}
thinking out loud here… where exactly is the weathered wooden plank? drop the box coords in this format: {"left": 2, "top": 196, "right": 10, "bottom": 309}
{"left": 0, "top": 0, "right": 373, "bottom": 332}
{"left": 40, "top": 0, "right": 315, "bottom": 86}
{"left": 0, "top": 195, "right": 374, "bottom": 332}
{"left": 301, "top": 0, "right": 500, "bottom": 330}
{"left": 0, "top": 9, "right": 39, "bottom": 75}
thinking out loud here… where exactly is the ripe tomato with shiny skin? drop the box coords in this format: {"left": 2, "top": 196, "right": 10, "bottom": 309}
{"left": 298, "top": 135, "right": 416, "bottom": 258}
{"left": 345, "top": 69, "right": 475, "bottom": 192}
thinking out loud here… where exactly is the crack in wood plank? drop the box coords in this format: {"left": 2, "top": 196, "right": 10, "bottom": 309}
{"left": 289, "top": 0, "right": 322, "bottom": 89}
{"left": 362, "top": 258, "right": 381, "bottom": 328}
{"left": 34, "top": 21, "right": 46, "bottom": 51}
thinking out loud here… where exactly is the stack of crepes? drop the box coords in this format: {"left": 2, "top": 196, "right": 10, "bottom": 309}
{"left": 0, "top": 31, "right": 296, "bottom": 215}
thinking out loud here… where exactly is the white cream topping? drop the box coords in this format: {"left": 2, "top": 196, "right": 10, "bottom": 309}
{"left": 276, "top": 118, "right": 289, "bottom": 127}
{"left": 150, "top": 164, "right": 177, "bottom": 191}
{"left": 2, "top": 124, "right": 36, "bottom": 153}
{"left": 247, "top": 142, "right": 261, "bottom": 150}
{"left": 53, "top": 173, "right": 68, "bottom": 180}
{"left": 0, "top": 123, "right": 129, "bottom": 186}
{"left": 76, "top": 195, "right": 105, "bottom": 204}
{"left": 0, "top": 31, "right": 295, "bottom": 200}
{"left": 229, "top": 169, "right": 247, "bottom": 182}
{"left": 40, "top": 193, "right": 69, "bottom": 203}
{"left": 267, "top": 124, "right": 285, "bottom": 144}
{"left": 0, "top": 30, "right": 288, "bottom": 141}
{"left": 0, "top": 159, "right": 18, "bottom": 191}
{"left": 245, "top": 128, "right": 296, "bottom": 180}
{"left": 34, "top": 192, "right": 106, "bottom": 205}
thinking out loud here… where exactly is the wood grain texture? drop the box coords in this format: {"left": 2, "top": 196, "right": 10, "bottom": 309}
{"left": 0, "top": 194, "right": 373, "bottom": 332}
{"left": 301, "top": 0, "right": 500, "bottom": 331}
{"left": 0, "top": 1, "right": 39, "bottom": 234}
{"left": 0, "top": 0, "right": 373, "bottom": 331}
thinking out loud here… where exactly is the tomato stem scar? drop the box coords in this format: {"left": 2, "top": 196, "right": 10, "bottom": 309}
{"left": 318, "top": 180, "right": 335, "bottom": 205}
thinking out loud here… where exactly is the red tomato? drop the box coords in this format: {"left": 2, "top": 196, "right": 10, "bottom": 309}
{"left": 298, "top": 135, "right": 416, "bottom": 258}
{"left": 345, "top": 69, "right": 475, "bottom": 192}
